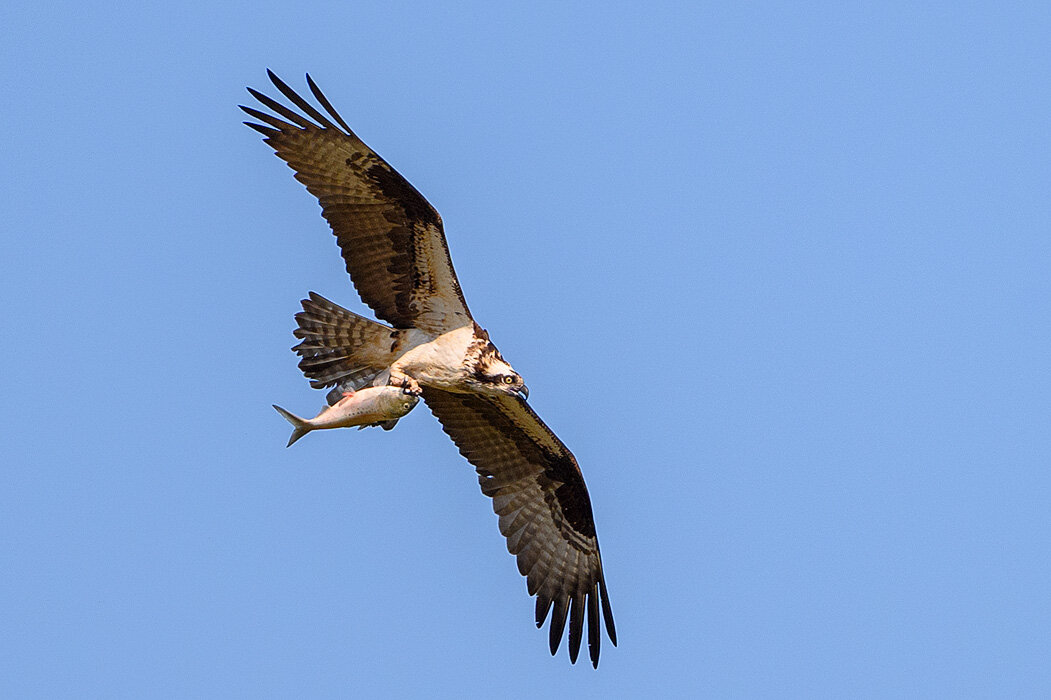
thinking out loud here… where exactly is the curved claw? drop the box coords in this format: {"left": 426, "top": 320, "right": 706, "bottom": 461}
{"left": 388, "top": 373, "right": 423, "bottom": 397}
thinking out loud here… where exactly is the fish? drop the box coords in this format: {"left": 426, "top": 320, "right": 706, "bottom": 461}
{"left": 273, "top": 385, "right": 419, "bottom": 447}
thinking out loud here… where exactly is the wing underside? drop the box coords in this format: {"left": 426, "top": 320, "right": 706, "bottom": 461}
{"left": 241, "top": 72, "right": 473, "bottom": 333}
{"left": 421, "top": 387, "right": 617, "bottom": 668}
{"left": 245, "top": 72, "right": 615, "bottom": 667}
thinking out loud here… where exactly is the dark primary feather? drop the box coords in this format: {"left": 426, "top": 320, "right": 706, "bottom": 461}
{"left": 306, "top": 73, "right": 354, "bottom": 133}
{"left": 421, "top": 387, "right": 616, "bottom": 667}
{"left": 244, "top": 72, "right": 616, "bottom": 667}
{"left": 240, "top": 72, "right": 473, "bottom": 333}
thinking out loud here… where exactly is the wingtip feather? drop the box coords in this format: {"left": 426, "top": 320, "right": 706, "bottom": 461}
{"left": 535, "top": 594, "right": 552, "bottom": 629}
{"left": 246, "top": 86, "right": 316, "bottom": 130}
{"left": 600, "top": 579, "right": 617, "bottom": 646}
{"left": 548, "top": 596, "right": 568, "bottom": 656}
{"left": 306, "top": 72, "right": 354, "bottom": 134}
{"left": 568, "top": 593, "right": 585, "bottom": 664}
{"left": 264, "top": 69, "right": 336, "bottom": 130}
{"left": 588, "top": 583, "right": 601, "bottom": 668}
{"left": 243, "top": 121, "right": 278, "bottom": 137}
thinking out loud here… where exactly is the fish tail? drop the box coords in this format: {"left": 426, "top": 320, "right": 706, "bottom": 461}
{"left": 272, "top": 404, "right": 311, "bottom": 447}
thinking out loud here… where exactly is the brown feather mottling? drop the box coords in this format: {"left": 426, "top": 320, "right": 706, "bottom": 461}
{"left": 421, "top": 387, "right": 615, "bottom": 666}
{"left": 244, "top": 73, "right": 615, "bottom": 667}
{"left": 241, "top": 74, "right": 471, "bottom": 333}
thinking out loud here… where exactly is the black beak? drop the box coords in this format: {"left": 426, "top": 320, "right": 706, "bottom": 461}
{"left": 517, "top": 385, "right": 530, "bottom": 401}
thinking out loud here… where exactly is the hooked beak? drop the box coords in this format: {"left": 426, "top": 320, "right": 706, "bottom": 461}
{"left": 517, "top": 385, "right": 530, "bottom": 401}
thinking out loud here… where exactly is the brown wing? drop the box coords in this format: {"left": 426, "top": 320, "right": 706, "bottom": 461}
{"left": 421, "top": 387, "right": 617, "bottom": 668}
{"left": 241, "top": 71, "right": 473, "bottom": 333}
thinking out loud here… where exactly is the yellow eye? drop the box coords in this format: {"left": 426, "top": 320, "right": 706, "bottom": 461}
{"left": 503, "top": 375, "right": 516, "bottom": 384}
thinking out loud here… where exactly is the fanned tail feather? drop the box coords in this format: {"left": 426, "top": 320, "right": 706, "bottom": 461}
{"left": 293, "top": 292, "right": 394, "bottom": 389}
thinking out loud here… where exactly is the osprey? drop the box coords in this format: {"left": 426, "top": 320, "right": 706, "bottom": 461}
{"left": 242, "top": 71, "right": 616, "bottom": 667}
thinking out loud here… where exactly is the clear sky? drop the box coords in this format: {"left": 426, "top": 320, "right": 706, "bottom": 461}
{"left": 2, "top": 2, "right": 1050, "bottom": 697}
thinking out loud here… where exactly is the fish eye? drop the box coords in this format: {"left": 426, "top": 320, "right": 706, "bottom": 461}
{"left": 502, "top": 375, "right": 516, "bottom": 385}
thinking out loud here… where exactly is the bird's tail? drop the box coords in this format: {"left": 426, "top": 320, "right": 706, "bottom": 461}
{"left": 273, "top": 404, "right": 312, "bottom": 447}
{"left": 292, "top": 292, "right": 395, "bottom": 390}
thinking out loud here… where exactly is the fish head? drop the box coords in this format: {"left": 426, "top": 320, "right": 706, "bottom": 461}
{"left": 371, "top": 385, "right": 420, "bottom": 416}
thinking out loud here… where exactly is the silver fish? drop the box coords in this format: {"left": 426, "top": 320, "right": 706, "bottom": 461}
{"left": 273, "top": 385, "right": 419, "bottom": 447}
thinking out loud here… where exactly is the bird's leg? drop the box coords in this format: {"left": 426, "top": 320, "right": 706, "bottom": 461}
{"left": 388, "top": 371, "right": 423, "bottom": 396}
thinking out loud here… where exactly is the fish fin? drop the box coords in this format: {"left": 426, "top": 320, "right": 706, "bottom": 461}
{"left": 272, "top": 404, "right": 311, "bottom": 447}
{"left": 326, "top": 382, "right": 371, "bottom": 406}
{"left": 354, "top": 419, "right": 399, "bottom": 431}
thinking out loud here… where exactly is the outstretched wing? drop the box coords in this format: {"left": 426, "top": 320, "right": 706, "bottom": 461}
{"left": 421, "top": 388, "right": 617, "bottom": 668}
{"left": 241, "top": 71, "right": 473, "bottom": 334}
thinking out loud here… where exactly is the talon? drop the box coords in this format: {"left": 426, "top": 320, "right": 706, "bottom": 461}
{"left": 388, "top": 373, "right": 422, "bottom": 397}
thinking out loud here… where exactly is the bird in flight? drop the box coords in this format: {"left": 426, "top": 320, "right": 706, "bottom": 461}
{"left": 242, "top": 71, "right": 616, "bottom": 667}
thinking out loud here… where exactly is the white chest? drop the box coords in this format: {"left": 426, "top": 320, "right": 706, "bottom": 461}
{"left": 393, "top": 325, "right": 475, "bottom": 389}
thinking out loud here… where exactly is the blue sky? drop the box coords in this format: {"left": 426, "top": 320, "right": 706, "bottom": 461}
{"left": 2, "top": 2, "right": 1050, "bottom": 697}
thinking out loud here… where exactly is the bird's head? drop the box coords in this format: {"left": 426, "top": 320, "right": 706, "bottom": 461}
{"left": 469, "top": 340, "right": 530, "bottom": 400}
